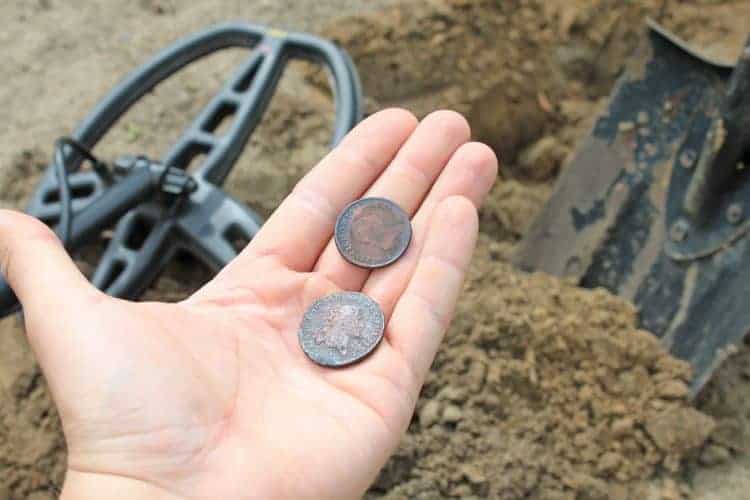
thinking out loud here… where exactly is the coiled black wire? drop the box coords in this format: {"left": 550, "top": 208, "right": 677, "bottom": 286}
{"left": 0, "top": 138, "right": 105, "bottom": 317}
{"left": 52, "top": 138, "right": 107, "bottom": 246}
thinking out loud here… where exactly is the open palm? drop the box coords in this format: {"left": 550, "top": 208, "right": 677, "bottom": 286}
{"left": 0, "top": 109, "right": 497, "bottom": 500}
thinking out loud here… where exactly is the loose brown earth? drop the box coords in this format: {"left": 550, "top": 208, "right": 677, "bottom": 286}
{"left": 1, "top": 1, "right": 749, "bottom": 499}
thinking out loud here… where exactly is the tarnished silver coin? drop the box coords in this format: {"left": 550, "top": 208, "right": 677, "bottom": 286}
{"left": 335, "top": 197, "right": 412, "bottom": 268}
{"left": 298, "top": 292, "right": 385, "bottom": 367}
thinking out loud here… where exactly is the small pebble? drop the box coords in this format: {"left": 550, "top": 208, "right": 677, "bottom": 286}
{"left": 661, "top": 478, "right": 681, "bottom": 500}
{"left": 461, "top": 464, "right": 487, "bottom": 484}
{"left": 598, "top": 451, "right": 621, "bottom": 473}
{"left": 611, "top": 417, "right": 634, "bottom": 437}
{"left": 657, "top": 380, "right": 689, "bottom": 399}
{"left": 699, "top": 443, "right": 731, "bottom": 466}
{"left": 442, "top": 404, "right": 463, "bottom": 424}
{"left": 419, "top": 400, "right": 441, "bottom": 428}
{"left": 437, "top": 385, "right": 467, "bottom": 403}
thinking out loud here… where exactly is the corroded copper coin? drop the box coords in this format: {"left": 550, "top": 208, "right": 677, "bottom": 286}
{"left": 335, "top": 197, "right": 412, "bottom": 268}
{"left": 298, "top": 292, "right": 385, "bottom": 367}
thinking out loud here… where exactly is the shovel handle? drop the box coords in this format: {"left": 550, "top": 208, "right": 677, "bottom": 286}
{"left": 684, "top": 36, "right": 750, "bottom": 217}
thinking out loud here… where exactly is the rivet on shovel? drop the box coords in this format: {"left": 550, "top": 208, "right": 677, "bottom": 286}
{"left": 679, "top": 149, "right": 697, "bottom": 169}
{"left": 670, "top": 219, "right": 690, "bottom": 242}
{"left": 727, "top": 203, "right": 743, "bottom": 225}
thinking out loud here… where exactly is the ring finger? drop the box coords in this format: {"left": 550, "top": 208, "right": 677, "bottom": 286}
{"left": 313, "top": 110, "right": 471, "bottom": 290}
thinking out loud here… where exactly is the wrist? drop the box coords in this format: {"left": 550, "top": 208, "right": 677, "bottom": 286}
{"left": 61, "top": 469, "right": 186, "bottom": 500}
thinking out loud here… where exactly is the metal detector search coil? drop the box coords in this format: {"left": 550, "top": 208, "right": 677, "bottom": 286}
{"left": 0, "top": 23, "right": 363, "bottom": 316}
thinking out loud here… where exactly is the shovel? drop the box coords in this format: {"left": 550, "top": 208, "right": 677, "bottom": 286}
{"left": 514, "top": 21, "right": 750, "bottom": 396}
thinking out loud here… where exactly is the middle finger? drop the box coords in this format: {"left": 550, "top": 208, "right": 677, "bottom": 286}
{"left": 313, "top": 110, "right": 471, "bottom": 290}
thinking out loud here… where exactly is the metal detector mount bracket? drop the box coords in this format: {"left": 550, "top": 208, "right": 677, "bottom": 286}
{"left": 19, "top": 23, "right": 362, "bottom": 301}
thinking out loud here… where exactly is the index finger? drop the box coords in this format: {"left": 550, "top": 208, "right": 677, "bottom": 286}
{"left": 233, "top": 108, "right": 418, "bottom": 272}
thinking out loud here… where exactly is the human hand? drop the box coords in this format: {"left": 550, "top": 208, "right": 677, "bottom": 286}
{"left": 0, "top": 109, "right": 497, "bottom": 500}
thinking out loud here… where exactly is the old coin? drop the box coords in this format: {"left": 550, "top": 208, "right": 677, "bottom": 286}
{"left": 298, "top": 291, "right": 385, "bottom": 367}
{"left": 335, "top": 197, "right": 412, "bottom": 268}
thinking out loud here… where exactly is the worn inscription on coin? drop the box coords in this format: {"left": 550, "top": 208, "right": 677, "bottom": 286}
{"left": 335, "top": 197, "right": 412, "bottom": 268}
{"left": 298, "top": 292, "right": 385, "bottom": 367}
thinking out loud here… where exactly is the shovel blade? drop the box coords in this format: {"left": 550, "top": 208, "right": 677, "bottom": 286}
{"left": 514, "top": 22, "right": 745, "bottom": 395}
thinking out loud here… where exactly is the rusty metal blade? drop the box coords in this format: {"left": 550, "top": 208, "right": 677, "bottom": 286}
{"left": 514, "top": 22, "right": 746, "bottom": 396}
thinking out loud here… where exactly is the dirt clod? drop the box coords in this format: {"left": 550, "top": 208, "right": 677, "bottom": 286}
{"left": 645, "top": 408, "right": 716, "bottom": 455}
{"left": 441, "top": 405, "right": 463, "bottom": 424}
{"left": 699, "top": 443, "right": 732, "bottom": 467}
{"left": 658, "top": 380, "right": 690, "bottom": 400}
{"left": 419, "top": 400, "right": 441, "bottom": 428}
{"left": 368, "top": 262, "right": 713, "bottom": 499}
{"left": 518, "top": 136, "right": 571, "bottom": 181}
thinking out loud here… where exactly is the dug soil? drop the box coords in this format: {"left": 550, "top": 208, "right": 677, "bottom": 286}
{"left": 1, "top": 1, "right": 749, "bottom": 499}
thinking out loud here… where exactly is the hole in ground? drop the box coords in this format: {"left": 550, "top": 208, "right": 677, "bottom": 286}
{"left": 468, "top": 83, "right": 548, "bottom": 168}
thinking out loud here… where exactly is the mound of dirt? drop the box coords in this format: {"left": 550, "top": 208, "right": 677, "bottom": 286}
{"left": 311, "top": 0, "right": 674, "bottom": 170}
{"left": 366, "top": 252, "right": 713, "bottom": 500}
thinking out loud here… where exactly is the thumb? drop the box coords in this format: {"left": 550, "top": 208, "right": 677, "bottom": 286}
{"left": 0, "top": 209, "right": 100, "bottom": 324}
